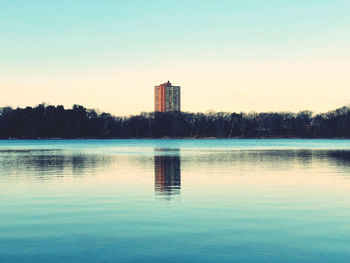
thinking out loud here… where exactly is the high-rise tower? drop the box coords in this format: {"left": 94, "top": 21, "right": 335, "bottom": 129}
{"left": 154, "top": 81, "right": 181, "bottom": 112}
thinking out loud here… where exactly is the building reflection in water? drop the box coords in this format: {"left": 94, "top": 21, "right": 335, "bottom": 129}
{"left": 154, "top": 149, "right": 181, "bottom": 198}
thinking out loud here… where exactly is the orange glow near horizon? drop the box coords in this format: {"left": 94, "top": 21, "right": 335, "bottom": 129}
{"left": 1, "top": 57, "right": 349, "bottom": 116}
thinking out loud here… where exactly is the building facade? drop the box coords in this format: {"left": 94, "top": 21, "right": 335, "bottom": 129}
{"left": 154, "top": 81, "right": 181, "bottom": 112}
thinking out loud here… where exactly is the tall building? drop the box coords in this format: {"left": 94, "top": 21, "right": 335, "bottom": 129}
{"left": 154, "top": 81, "right": 181, "bottom": 112}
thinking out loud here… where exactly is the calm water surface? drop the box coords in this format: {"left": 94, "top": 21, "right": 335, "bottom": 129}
{"left": 0, "top": 139, "right": 350, "bottom": 263}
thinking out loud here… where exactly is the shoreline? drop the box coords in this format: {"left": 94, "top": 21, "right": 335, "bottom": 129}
{"left": 1, "top": 137, "right": 350, "bottom": 140}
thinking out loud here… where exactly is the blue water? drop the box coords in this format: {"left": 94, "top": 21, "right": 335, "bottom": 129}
{"left": 0, "top": 139, "right": 350, "bottom": 262}
{"left": 1, "top": 138, "right": 350, "bottom": 150}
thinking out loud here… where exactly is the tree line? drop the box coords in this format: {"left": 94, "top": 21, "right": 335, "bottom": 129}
{"left": 0, "top": 103, "right": 349, "bottom": 139}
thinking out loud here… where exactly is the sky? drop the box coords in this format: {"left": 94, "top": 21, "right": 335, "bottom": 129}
{"left": 0, "top": 0, "right": 349, "bottom": 116}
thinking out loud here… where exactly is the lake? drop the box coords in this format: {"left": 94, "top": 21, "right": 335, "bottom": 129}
{"left": 0, "top": 139, "right": 349, "bottom": 263}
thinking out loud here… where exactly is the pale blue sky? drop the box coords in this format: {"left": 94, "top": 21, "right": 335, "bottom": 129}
{"left": 1, "top": 0, "right": 349, "bottom": 115}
